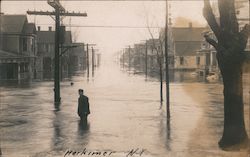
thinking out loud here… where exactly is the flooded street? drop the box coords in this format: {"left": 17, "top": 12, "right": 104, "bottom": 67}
{"left": 0, "top": 59, "right": 249, "bottom": 157}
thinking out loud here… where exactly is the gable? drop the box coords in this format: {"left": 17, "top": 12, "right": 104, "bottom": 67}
{"left": 0, "top": 15, "right": 27, "bottom": 33}
{"left": 172, "top": 27, "right": 205, "bottom": 42}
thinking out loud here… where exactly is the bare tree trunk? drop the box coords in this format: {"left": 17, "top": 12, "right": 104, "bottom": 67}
{"left": 219, "top": 62, "right": 247, "bottom": 147}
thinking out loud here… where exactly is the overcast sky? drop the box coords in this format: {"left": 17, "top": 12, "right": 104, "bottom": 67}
{"left": 1, "top": 0, "right": 207, "bottom": 58}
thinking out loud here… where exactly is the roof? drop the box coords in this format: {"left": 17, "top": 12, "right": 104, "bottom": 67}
{"left": 23, "top": 23, "right": 36, "bottom": 34}
{"left": 0, "top": 14, "right": 27, "bottom": 33}
{"left": 175, "top": 41, "right": 202, "bottom": 56}
{"left": 171, "top": 27, "right": 206, "bottom": 56}
{"left": 172, "top": 27, "right": 206, "bottom": 42}
{"left": 37, "top": 31, "right": 72, "bottom": 44}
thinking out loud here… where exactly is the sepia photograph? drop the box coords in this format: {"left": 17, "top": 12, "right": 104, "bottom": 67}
{"left": 0, "top": 0, "right": 249, "bottom": 156}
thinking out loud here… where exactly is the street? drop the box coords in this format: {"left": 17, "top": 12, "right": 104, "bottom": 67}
{"left": 0, "top": 59, "right": 249, "bottom": 157}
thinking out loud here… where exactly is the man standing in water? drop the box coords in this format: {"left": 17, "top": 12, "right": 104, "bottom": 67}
{"left": 78, "top": 89, "right": 90, "bottom": 124}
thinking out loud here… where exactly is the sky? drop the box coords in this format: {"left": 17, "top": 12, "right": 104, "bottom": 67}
{"left": 1, "top": 0, "right": 207, "bottom": 58}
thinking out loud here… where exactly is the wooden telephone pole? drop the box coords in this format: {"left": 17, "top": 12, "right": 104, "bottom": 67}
{"left": 128, "top": 46, "right": 131, "bottom": 71}
{"left": 85, "top": 44, "right": 96, "bottom": 78}
{"left": 86, "top": 44, "right": 89, "bottom": 78}
{"left": 27, "top": 0, "right": 87, "bottom": 104}
{"left": 123, "top": 49, "right": 125, "bottom": 69}
{"left": 165, "top": 0, "right": 170, "bottom": 118}
{"left": 145, "top": 42, "right": 148, "bottom": 78}
{"left": 91, "top": 47, "right": 95, "bottom": 77}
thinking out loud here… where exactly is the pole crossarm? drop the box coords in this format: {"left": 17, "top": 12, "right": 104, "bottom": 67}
{"left": 60, "top": 46, "right": 77, "bottom": 57}
{"left": 27, "top": 11, "right": 55, "bottom": 16}
{"left": 27, "top": 11, "right": 87, "bottom": 17}
{"left": 87, "top": 44, "right": 97, "bottom": 46}
{"left": 238, "top": 18, "right": 250, "bottom": 21}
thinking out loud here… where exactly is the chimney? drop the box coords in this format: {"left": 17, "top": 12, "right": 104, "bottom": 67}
{"left": 49, "top": 26, "right": 52, "bottom": 31}
{"left": 189, "top": 22, "right": 192, "bottom": 28}
{"left": 37, "top": 26, "right": 41, "bottom": 31}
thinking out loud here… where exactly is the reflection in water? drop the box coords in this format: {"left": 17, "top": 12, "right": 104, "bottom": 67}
{"left": 78, "top": 120, "right": 90, "bottom": 137}
{"left": 166, "top": 117, "right": 171, "bottom": 142}
{"left": 52, "top": 110, "right": 64, "bottom": 152}
{"left": 76, "top": 120, "right": 90, "bottom": 149}
{"left": 159, "top": 102, "right": 163, "bottom": 110}
{"left": 54, "top": 102, "right": 61, "bottom": 111}
{"left": 92, "top": 68, "right": 95, "bottom": 78}
{"left": 159, "top": 110, "right": 172, "bottom": 151}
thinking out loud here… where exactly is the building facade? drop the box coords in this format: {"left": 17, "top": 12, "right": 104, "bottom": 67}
{"left": 171, "top": 23, "right": 206, "bottom": 71}
{"left": 0, "top": 14, "right": 37, "bottom": 83}
{"left": 36, "top": 27, "right": 73, "bottom": 80}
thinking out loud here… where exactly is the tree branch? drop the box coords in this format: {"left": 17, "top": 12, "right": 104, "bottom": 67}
{"left": 204, "top": 34, "right": 218, "bottom": 50}
{"left": 218, "top": 0, "right": 238, "bottom": 33}
{"left": 147, "top": 26, "right": 161, "bottom": 60}
{"left": 203, "top": 0, "right": 220, "bottom": 39}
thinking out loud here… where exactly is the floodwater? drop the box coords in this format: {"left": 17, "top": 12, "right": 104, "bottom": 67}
{"left": 0, "top": 59, "right": 249, "bottom": 157}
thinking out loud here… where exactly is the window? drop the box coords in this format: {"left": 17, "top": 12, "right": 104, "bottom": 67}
{"left": 196, "top": 56, "right": 200, "bottom": 65}
{"left": 201, "top": 43, "right": 206, "bottom": 49}
{"left": 31, "top": 38, "right": 35, "bottom": 53}
{"left": 211, "top": 52, "right": 217, "bottom": 66}
{"left": 49, "top": 44, "right": 54, "bottom": 52}
{"left": 180, "top": 56, "right": 184, "bottom": 65}
{"left": 45, "top": 44, "right": 49, "bottom": 52}
{"left": 23, "top": 38, "right": 27, "bottom": 51}
{"left": 206, "top": 53, "right": 211, "bottom": 65}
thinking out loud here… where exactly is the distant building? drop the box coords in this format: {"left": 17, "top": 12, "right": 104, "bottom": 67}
{"left": 68, "top": 43, "right": 86, "bottom": 73}
{"left": 133, "top": 43, "right": 146, "bottom": 72}
{"left": 146, "top": 39, "right": 162, "bottom": 72}
{"left": 123, "top": 47, "right": 134, "bottom": 70}
{"left": 196, "top": 29, "right": 219, "bottom": 77}
{"left": 0, "top": 14, "right": 37, "bottom": 82}
{"left": 128, "top": 39, "right": 162, "bottom": 73}
{"left": 171, "top": 23, "right": 206, "bottom": 71}
{"left": 123, "top": 24, "right": 206, "bottom": 74}
{"left": 36, "top": 27, "right": 72, "bottom": 80}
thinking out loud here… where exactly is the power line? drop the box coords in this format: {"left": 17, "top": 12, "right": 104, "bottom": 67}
{"left": 1, "top": 0, "right": 221, "bottom": 1}
{"left": 34, "top": 24, "right": 164, "bottom": 28}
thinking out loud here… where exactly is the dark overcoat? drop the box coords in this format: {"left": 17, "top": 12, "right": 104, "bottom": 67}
{"left": 78, "top": 95, "right": 90, "bottom": 117}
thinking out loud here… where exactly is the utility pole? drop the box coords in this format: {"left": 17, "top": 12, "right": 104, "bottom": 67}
{"left": 91, "top": 47, "right": 95, "bottom": 77}
{"left": 123, "top": 49, "right": 125, "bottom": 69}
{"left": 54, "top": 8, "right": 60, "bottom": 103}
{"left": 165, "top": 0, "right": 170, "bottom": 118}
{"left": 86, "top": 44, "right": 89, "bottom": 78}
{"left": 85, "top": 43, "right": 96, "bottom": 78}
{"left": 128, "top": 46, "right": 131, "bottom": 72}
{"left": 27, "top": 0, "right": 87, "bottom": 104}
{"left": 145, "top": 42, "right": 148, "bottom": 78}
